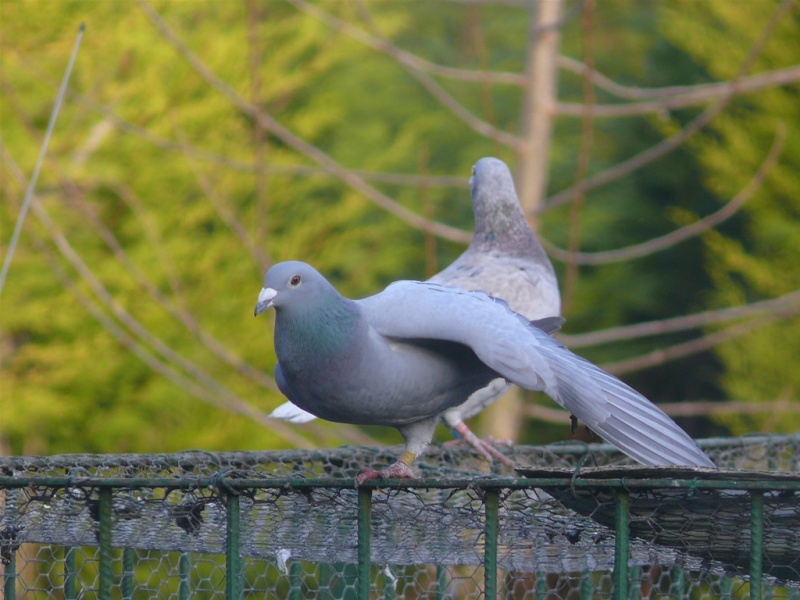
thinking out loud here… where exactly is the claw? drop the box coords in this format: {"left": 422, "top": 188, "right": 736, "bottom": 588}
{"left": 356, "top": 461, "right": 416, "bottom": 485}
{"left": 355, "top": 468, "right": 382, "bottom": 485}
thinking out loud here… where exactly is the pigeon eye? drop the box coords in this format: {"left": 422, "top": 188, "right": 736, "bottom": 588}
{"left": 289, "top": 274, "right": 302, "bottom": 287}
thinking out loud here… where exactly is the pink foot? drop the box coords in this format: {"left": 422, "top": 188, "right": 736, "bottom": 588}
{"left": 356, "top": 461, "right": 416, "bottom": 485}
{"left": 446, "top": 422, "right": 513, "bottom": 465}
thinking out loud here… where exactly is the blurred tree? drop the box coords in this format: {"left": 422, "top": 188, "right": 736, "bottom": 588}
{"left": 657, "top": 0, "right": 800, "bottom": 434}
{"left": 1, "top": 0, "right": 798, "bottom": 456}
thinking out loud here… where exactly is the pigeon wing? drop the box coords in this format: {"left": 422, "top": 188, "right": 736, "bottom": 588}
{"left": 360, "top": 281, "right": 714, "bottom": 468}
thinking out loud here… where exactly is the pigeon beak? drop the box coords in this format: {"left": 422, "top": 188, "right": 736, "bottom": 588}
{"left": 254, "top": 287, "right": 278, "bottom": 316}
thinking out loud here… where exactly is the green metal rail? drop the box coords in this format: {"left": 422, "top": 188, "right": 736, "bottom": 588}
{"left": 2, "top": 474, "right": 798, "bottom": 599}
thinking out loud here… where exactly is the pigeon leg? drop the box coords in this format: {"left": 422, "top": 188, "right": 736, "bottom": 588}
{"left": 356, "top": 451, "right": 417, "bottom": 485}
{"left": 447, "top": 420, "right": 512, "bottom": 466}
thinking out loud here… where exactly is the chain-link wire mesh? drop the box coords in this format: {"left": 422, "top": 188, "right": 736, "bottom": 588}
{"left": 1, "top": 434, "right": 799, "bottom": 598}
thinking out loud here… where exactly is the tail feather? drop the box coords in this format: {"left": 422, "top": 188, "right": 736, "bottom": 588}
{"left": 270, "top": 402, "right": 317, "bottom": 424}
{"left": 534, "top": 333, "right": 715, "bottom": 468}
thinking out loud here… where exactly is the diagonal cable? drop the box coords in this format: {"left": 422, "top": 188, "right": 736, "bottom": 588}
{"left": 0, "top": 24, "right": 84, "bottom": 296}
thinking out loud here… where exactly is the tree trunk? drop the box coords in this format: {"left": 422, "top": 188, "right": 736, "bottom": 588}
{"left": 479, "top": 0, "right": 563, "bottom": 443}
{"left": 517, "top": 0, "right": 562, "bottom": 219}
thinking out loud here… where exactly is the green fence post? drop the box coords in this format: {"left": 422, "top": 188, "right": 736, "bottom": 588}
{"left": 720, "top": 576, "right": 733, "bottom": 600}
{"left": 580, "top": 570, "right": 593, "bottom": 600}
{"left": 226, "top": 492, "right": 242, "bottom": 600}
{"left": 670, "top": 566, "right": 686, "bottom": 599}
{"left": 750, "top": 491, "right": 764, "bottom": 600}
{"left": 320, "top": 562, "right": 334, "bottom": 600}
{"left": 434, "top": 565, "right": 446, "bottom": 600}
{"left": 179, "top": 552, "right": 191, "bottom": 600}
{"left": 98, "top": 487, "right": 113, "bottom": 600}
{"left": 357, "top": 488, "right": 372, "bottom": 600}
{"left": 288, "top": 559, "right": 303, "bottom": 600}
{"left": 3, "top": 545, "right": 15, "bottom": 600}
{"left": 340, "top": 562, "right": 359, "bottom": 600}
{"left": 534, "top": 571, "right": 546, "bottom": 599}
{"left": 484, "top": 489, "right": 500, "bottom": 599}
{"left": 614, "top": 490, "right": 630, "bottom": 600}
{"left": 628, "top": 566, "right": 641, "bottom": 600}
{"left": 122, "top": 547, "right": 135, "bottom": 599}
{"left": 64, "top": 546, "right": 77, "bottom": 599}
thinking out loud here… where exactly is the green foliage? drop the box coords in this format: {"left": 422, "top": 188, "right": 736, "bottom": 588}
{"left": 658, "top": 0, "right": 800, "bottom": 433}
{"left": 1, "top": 0, "right": 797, "bottom": 455}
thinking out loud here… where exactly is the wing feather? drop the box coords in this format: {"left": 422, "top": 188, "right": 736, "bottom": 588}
{"left": 360, "top": 281, "right": 715, "bottom": 468}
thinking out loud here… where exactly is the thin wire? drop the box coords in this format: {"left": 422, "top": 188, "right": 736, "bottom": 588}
{"left": 0, "top": 23, "right": 85, "bottom": 296}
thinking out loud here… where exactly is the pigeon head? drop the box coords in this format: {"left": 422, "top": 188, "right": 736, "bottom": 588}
{"left": 254, "top": 261, "right": 335, "bottom": 316}
{"left": 469, "top": 157, "right": 547, "bottom": 259}
{"left": 469, "top": 157, "right": 517, "bottom": 203}
{"left": 468, "top": 157, "right": 529, "bottom": 242}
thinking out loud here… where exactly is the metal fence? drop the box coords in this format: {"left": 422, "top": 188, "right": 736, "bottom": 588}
{"left": 1, "top": 434, "right": 799, "bottom": 599}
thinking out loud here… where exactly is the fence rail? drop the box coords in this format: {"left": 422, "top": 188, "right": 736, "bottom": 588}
{"left": 1, "top": 435, "right": 799, "bottom": 598}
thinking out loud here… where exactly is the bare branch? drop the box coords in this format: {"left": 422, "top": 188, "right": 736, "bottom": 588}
{"left": 5, "top": 147, "right": 385, "bottom": 448}
{"left": 284, "top": 0, "right": 582, "bottom": 87}
{"left": 562, "top": 0, "right": 595, "bottom": 312}
{"left": 286, "top": 0, "right": 526, "bottom": 85}
{"left": 6, "top": 87, "right": 282, "bottom": 393}
{"left": 271, "top": 166, "right": 467, "bottom": 188}
{"left": 558, "top": 56, "right": 800, "bottom": 104}
{"left": 27, "top": 190, "right": 256, "bottom": 402}
{"left": 246, "top": 0, "right": 271, "bottom": 272}
{"left": 137, "top": 0, "right": 472, "bottom": 244}
{"left": 2, "top": 45, "right": 470, "bottom": 190}
{"left": 74, "top": 184, "right": 281, "bottom": 389}
{"left": 113, "top": 183, "right": 186, "bottom": 302}
{"left": 31, "top": 230, "right": 317, "bottom": 449}
{"left": 0, "top": 46, "right": 256, "bottom": 171}
{"left": 403, "top": 58, "right": 524, "bottom": 148}
{"left": 560, "top": 290, "right": 800, "bottom": 348}
{"left": 172, "top": 122, "right": 271, "bottom": 268}
{"left": 540, "top": 124, "right": 786, "bottom": 265}
{"left": 657, "top": 399, "right": 800, "bottom": 418}
{"left": 556, "top": 65, "right": 800, "bottom": 117}
{"left": 542, "top": 0, "right": 796, "bottom": 212}
{"left": 437, "top": 0, "right": 529, "bottom": 6}
{"left": 523, "top": 398, "right": 800, "bottom": 424}
{"left": 600, "top": 300, "right": 800, "bottom": 376}
{"left": 288, "top": 0, "right": 523, "bottom": 148}
{"left": 1, "top": 148, "right": 316, "bottom": 448}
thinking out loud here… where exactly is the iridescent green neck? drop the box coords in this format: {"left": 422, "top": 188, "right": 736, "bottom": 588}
{"left": 275, "top": 294, "right": 362, "bottom": 366}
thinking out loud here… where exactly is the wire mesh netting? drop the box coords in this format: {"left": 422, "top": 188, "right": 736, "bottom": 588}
{"left": 1, "top": 434, "right": 799, "bottom": 599}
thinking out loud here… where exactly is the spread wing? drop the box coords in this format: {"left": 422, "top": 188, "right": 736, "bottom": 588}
{"left": 359, "top": 281, "right": 715, "bottom": 468}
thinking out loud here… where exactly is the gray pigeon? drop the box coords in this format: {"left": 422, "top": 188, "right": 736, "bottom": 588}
{"left": 427, "top": 157, "right": 560, "bottom": 458}
{"left": 254, "top": 261, "right": 715, "bottom": 483}
{"left": 269, "top": 157, "right": 561, "bottom": 463}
